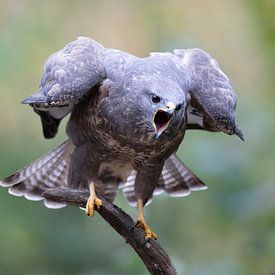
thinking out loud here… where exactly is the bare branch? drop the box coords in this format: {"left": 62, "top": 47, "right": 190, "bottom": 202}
{"left": 42, "top": 188, "right": 177, "bottom": 275}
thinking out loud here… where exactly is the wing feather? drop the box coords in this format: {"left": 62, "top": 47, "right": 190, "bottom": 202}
{"left": 173, "top": 48, "right": 243, "bottom": 140}
{"left": 21, "top": 37, "right": 107, "bottom": 138}
{"left": 22, "top": 37, "right": 106, "bottom": 106}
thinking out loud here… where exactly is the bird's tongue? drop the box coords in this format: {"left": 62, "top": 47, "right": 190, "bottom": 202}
{"left": 154, "top": 110, "right": 172, "bottom": 137}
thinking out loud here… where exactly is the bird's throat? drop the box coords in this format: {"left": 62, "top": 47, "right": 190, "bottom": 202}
{"left": 153, "top": 109, "right": 172, "bottom": 138}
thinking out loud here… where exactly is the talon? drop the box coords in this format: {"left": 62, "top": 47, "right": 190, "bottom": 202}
{"left": 136, "top": 219, "right": 158, "bottom": 240}
{"left": 85, "top": 182, "right": 102, "bottom": 217}
{"left": 145, "top": 229, "right": 158, "bottom": 240}
{"left": 94, "top": 197, "right": 102, "bottom": 209}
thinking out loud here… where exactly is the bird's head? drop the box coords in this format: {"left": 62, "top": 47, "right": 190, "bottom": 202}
{"left": 122, "top": 75, "right": 187, "bottom": 141}
{"left": 149, "top": 91, "right": 185, "bottom": 139}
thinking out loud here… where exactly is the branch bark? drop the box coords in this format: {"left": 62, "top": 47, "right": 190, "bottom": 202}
{"left": 42, "top": 188, "right": 177, "bottom": 275}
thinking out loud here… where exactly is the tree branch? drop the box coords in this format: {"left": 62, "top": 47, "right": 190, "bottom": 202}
{"left": 42, "top": 188, "right": 177, "bottom": 275}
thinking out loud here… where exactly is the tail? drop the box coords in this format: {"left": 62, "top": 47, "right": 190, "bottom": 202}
{"left": 120, "top": 154, "right": 207, "bottom": 206}
{"left": 0, "top": 140, "right": 74, "bottom": 208}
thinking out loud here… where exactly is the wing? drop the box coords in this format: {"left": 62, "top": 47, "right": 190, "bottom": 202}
{"left": 173, "top": 48, "right": 244, "bottom": 140}
{"left": 22, "top": 37, "right": 107, "bottom": 138}
{"left": 103, "top": 48, "right": 139, "bottom": 83}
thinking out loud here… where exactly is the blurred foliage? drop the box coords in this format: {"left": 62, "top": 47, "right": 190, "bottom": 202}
{"left": 0, "top": 0, "right": 274, "bottom": 274}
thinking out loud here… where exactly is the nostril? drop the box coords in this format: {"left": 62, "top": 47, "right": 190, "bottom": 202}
{"left": 166, "top": 102, "right": 176, "bottom": 110}
{"left": 175, "top": 104, "right": 182, "bottom": 111}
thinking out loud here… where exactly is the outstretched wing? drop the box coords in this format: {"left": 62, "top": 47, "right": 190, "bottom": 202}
{"left": 173, "top": 48, "right": 243, "bottom": 140}
{"left": 22, "top": 37, "right": 107, "bottom": 138}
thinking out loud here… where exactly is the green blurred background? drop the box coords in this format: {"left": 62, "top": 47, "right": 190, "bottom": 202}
{"left": 0, "top": 1, "right": 274, "bottom": 274}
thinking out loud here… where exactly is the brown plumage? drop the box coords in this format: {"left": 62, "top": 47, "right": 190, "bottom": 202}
{"left": 0, "top": 37, "right": 243, "bottom": 238}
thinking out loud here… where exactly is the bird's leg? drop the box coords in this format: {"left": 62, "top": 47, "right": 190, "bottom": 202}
{"left": 135, "top": 198, "right": 158, "bottom": 240}
{"left": 85, "top": 182, "right": 103, "bottom": 217}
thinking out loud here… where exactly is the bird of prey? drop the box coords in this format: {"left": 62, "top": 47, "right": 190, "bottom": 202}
{"left": 0, "top": 37, "right": 243, "bottom": 239}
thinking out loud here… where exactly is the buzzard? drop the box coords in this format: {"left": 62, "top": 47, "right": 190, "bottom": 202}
{"left": 0, "top": 37, "right": 243, "bottom": 239}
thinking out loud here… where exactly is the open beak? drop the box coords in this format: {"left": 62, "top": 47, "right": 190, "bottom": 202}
{"left": 153, "top": 102, "right": 175, "bottom": 138}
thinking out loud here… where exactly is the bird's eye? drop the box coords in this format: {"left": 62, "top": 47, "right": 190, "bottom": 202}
{"left": 151, "top": 94, "right": 161, "bottom": 104}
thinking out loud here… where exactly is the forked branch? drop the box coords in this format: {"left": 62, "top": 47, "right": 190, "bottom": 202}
{"left": 42, "top": 188, "right": 177, "bottom": 275}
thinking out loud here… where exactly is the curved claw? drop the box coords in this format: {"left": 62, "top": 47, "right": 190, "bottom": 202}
{"left": 85, "top": 196, "right": 102, "bottom": 216}
{"left": 136, "top": 219, "right": 158, "bottom": 240}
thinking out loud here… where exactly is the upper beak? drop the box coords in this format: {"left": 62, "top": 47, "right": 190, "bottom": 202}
{"left": 153, "top": 102, "right": 175, "bottom": 138}
{"left": 166, "top": 102, "right": 176, "bottom": 112}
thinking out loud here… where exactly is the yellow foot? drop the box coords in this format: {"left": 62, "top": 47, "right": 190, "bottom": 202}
{"left": 85, "top": 196, "right": 102, "bottom": 216}
{"left": 136, "top": 219, "right": 158, "bottom": 240}
{"left": 85, "top": 182, "right": 103, "bottom": 216}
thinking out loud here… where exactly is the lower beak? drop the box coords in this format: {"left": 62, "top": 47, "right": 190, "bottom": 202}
{"left": 153, "top": 102, "right": 175, "bottom": 138}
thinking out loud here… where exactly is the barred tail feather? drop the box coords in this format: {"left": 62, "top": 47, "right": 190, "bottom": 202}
{"left": 158, "top": 154, "right": 207, "bottom": 197}
{"left": 0, "top": 140, "right": 74, "bottom": 209}
{"left": 120, "top": 170, "right": 137, "bottom": 207}
{"left": 120, "top": 154, "right": 207, "bottom": 207}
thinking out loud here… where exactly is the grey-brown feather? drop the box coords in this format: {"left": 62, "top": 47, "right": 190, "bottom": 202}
{"left": 173, "top": 48, "right": 243, "bottom": 139}
{"left": 1, "top": 37, "right": 243, "bottom": 209}
{"left": 0, "top": 140, "right": 74, "bottom": 208}
{"left": 121, "top": 154, "right": 207, "bottom": 206}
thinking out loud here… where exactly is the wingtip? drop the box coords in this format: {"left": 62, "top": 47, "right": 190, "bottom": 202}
{"left": 235, "top": 126, "right": 244, "bottom": 141}
{"left": 21, "top": 93, "right": 46, "bottom": 105}
{"left": 21, "top": 98, "right": 32, "bottom": 104}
